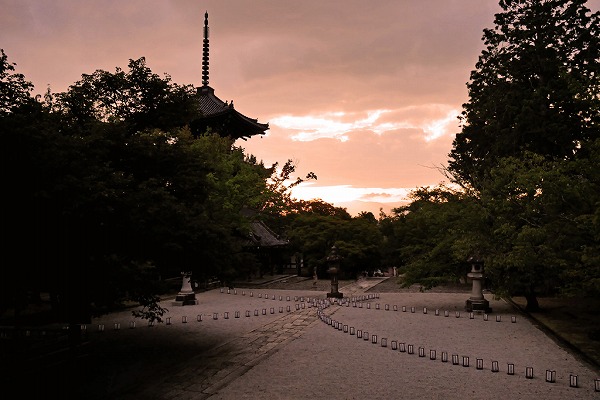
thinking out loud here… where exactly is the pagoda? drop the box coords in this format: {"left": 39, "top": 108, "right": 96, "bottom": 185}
{"left": 191, "top": 12, "right": 269, "bottom": 141}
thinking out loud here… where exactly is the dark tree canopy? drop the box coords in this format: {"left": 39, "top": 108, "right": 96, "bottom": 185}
{"left": 442, "top": 0, "right": 600, "bottom": 310}
{"left": 449, "top": 0, "right": 600, "bottom": 189}
{"left": 53, "top": 57, "right": 199, "bottom": 133}
{"left": 0, "top": 49, "right": 36, "bottom": 115}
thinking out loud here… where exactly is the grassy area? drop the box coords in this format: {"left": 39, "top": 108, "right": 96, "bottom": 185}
{"left": 510, "top": 296, "right": 600, "bottom": 372}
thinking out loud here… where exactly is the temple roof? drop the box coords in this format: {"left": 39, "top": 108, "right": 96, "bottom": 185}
{"left": 191, "top": 12, "right": 268, "bottom": 141}
{"left": 246, "top": 220, "right": 288, "bottom": 248}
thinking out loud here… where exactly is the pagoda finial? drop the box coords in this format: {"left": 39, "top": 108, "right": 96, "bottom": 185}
{"left": 202, "top": 11, "right": 210, "bottom": 86}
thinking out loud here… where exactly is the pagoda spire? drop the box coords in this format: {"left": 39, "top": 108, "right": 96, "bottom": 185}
{"left": 202, "top": 11, "right": 210, "bottom": 86}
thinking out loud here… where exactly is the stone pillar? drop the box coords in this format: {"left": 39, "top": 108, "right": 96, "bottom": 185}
{"left": 326, "top": 246, "right": 343, "bottom": 298}
{"left": 172, "top": 271, "right": 198, "bottom": 306}
{"left": 465, "top": 254, "right": 491, "bottom": 313}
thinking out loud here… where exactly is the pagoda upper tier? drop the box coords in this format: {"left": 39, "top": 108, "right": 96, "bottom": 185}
{"left": 191, "top": 12, "right": 268, "bottom": 141}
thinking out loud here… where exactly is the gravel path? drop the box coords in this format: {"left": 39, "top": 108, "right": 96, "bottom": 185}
{"left": 5, "top": 277, "right": 599, "bottom": 399}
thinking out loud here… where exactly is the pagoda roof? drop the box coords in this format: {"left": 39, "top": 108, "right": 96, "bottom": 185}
{"left": 192, "top": 85, "right": 269, "bottom": 140}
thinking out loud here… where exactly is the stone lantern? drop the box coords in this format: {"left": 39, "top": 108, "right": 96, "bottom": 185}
{"left": 465, "top": 254, "right": 491, "bottom": 313}
{"left": 172, "top": 271, "right": 198, "bottom": 306}
{"left": 326, "top": 246, "right": 343, "bottom": 298}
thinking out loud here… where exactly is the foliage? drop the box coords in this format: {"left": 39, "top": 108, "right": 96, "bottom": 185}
{"left": 283, "top": 202, "right": 382, "bottom": 279}
{"left": 0, "top": 49, "right": 35, "bottom": 114}
{"left": 0, "top": 53, "right": 275, "bottom": 323}
{"left": 449, "top": 0, "right": 600, "bottom": 190}
{"left": 444, "top": 0, "right": 600, "bottom": 309}
{"left": 52, "top": 57, "right": 198, "bottom": 132}
{"left": 258, "top": 159, "right": 317, "bottom": 218}
{"left": 381, "top": 186, "right": 485, "bottom": 289}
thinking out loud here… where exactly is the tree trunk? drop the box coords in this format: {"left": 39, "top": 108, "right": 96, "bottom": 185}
{"left": 524, "top": 291, "right": 540, "bottom": 312}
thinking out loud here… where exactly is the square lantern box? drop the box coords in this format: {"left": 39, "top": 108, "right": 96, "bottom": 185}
{"left": 526, "top": 367, "right": 534, "bottom": 379}
{"left": 491, "top": 361, "right": 499, "bottom": 372}
{"left": 569, "top": 374, "right": 578, "bottom": 388}
{"left": 545, "top": 370, "right": 556, "bottom": 383}
{"left": 507, "top": 363, "right": 515, "bottom": 375}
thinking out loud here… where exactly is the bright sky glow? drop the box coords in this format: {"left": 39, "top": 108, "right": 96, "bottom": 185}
{"left": 422, "top": 109, "right": 461, "bottom": 141}
{"left": 270, "top": 106, "right": 460, "bottom": 143}
{"left": 292, "top": 182, "right": 412, "bottom": 204}
{"left": 5, "top": 1, "right": 597, "bottom": 215}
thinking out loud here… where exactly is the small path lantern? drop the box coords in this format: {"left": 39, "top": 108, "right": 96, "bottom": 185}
{"left": 465, "top": 253, "right": 491, "bottom": 313}
{"left": 326, "top": 245, "right": 343, "bottom": 298}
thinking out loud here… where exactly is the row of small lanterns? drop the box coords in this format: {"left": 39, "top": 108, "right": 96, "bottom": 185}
{"left": 317, "top": 300, "right": 599, "bottom": 392}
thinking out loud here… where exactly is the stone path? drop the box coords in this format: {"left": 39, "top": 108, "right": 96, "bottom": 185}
{"left": 127, "top": 279, "right": 384, "bottom": 399}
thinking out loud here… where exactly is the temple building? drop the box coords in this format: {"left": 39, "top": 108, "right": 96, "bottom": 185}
{"left": 191, "top": 12, "right": 269, "bottom": 141}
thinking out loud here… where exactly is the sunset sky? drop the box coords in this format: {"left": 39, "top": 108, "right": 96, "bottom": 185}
{"left": 3, "top": 0, "right": 599, "bottom": 215}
